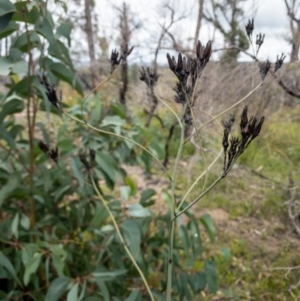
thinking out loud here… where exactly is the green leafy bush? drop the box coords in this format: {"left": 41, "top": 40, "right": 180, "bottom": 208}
{"left": 0, "top": 1, "right": 223, "bottom": 300}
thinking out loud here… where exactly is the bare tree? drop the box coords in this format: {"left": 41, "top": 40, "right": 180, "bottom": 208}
{"left": 204, "top": 0, "right": 249, "bottom": 64}
{"left": 143, "top": 4, "right": 187, "bottom": 128}
{"left": 84, "top": 0, "right": 97, "bottom": 89}
{"left": 284, "top": 0, "right": 300, "bottom": 62}
{"left": 194, "top": 0, "right": 205, "bottom": 50}
{"left": 114, "top": 2, "right": 139, "bottom": 107}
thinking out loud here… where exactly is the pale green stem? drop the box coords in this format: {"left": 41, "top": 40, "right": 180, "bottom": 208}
{"left": 176, "top": 144, "right": 245, "bottom": 218}
{"left": 185, "top": 82, "right": 263, "bottom": 143}
{"left": 176, "top": 148, "right": 223, "bottom": 212}
{"left": 91, "top": 177, "right": 155, "bottom": 301}
{"left": 154, "top": 92, "right": 182, "bottom": 126}
{"left": 174, "top": 175, "right": 223, "bottom": 219}
{"left": 166, "top": 219, "right": 175, "bottom": 301}
{"left": 166, "top": 103, "right": 185, "bottom": 301}
{"left": 81, "top": 67, "right": 118, "bottom": 122}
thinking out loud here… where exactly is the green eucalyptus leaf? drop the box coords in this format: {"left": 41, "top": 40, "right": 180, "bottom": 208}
{"left": 219, "top": 246, "right": 231, "bottom": 262}
{"left": 21, "top": 244, "right": 40, "bottom": 266}
{"left": 0, "top": 21, "right": 18, "bottom": 39}
{"left": 92, "top": 269, "right": 127, "bottom": 280}
{"left": 122, "top": 219, "right": 141, "bottom": 257}
{"left": 179, "top": 273, "right": 191, "bottom": 301}
{"left": 48, "top": 62, "right": 82, "bottom": 95}
{"left": 91, "top": 202, "right": 109, "bottom": 227}
{"left": 120, "top": 185, "right": 131, "bottom": 201}
{"left": 128, "top": 204, "right": 151, "bottom": 217}
{"left": 36, "top": 122, "right": 50, "bottom": 145}
{"left": 0, "top": 97, "right": 24, "bottom": 123}
{"left": 0, "top": 251, "right": 22, "bottom": 286}
{"left": 204, "top": 260, "right": 218, "bottom": 293}
{"left": 179, "top": 225, "right": 190, "bottom": 254}
{"left": 111, "top": 103, "right": 127, "bottom": 119}
{"left": 20, "top": 213, "right": 30, "bottom": 230}
{"left": 95, "top": 152, "right": 119, "bottom": 187}
{"left": 140, "top": 188, "right": 156, "bottom": 207}
{"left": 7, "top": 75, "right": 34, "bottom": 97}
{"left": 45, "top": 277, "right": 72, "bottom": 301}
{"left": 11, "top": 31, "right": 40, "bottom": 52}
{"left": 54, "top": 185, "right": 71, "bottom": 203}
{"left": 11, "top": 1, "right": 38, "bottom": 24}
{"left": 149, "top": 138, "right": 165, "bottom": 159}
{"left": 0, "top": 176, "right": 18, "bottom": 208}
{"left": 11, "top": 213, "right": 19, "bottom": 239}
{"left": 48, "top": 39, "right": 74, "bottom": 69}
{"left": 70, "top": 158, "right": 84, "bottom": 189}
{"left": 188, "top": 272, "right": 206, "bottom": 294}
{"left": 200, "top": 213, "right": 215, "bottom": 243}
{"left": 67, "top": 282, "right": 78, "bottom": 301}
{"left": 151, "top": 290, "right": 166, "bottom": 301}
{"left": 56, "top": 22, "right": 72, "bottom": 47}
{"left": 0, "top": 0, "right": 15, "bottom": 31}
{"left": 0, "top": 0, "right": 15, "bottom": 17}
{"left": 91, "top": 97, "right": 102, "bottom": 124}
{"left": 23, "top": 252, "right": 42, "bottom": 286}
{"left": 95, "top": 279, "right": 109, "bottom": 301}
{"left": 78, "top": 280, "right": 86, "bottom": 301}
{"left": 101, "top": 115, "right": 126, "bottom": 127}
{"left": 50, "top": 245, "right": 67, "bottom": 277}
{"left": 35, "top": 16, "right": 54, "bottom": 42}
{"left": 0, "top": 57, "right": 12, "bottom": 76}
{"left": 125, "top": 289, "right": 140, "bottom": 301}
{"left": 0, "top": 55, "right": 26, "bottom": 76}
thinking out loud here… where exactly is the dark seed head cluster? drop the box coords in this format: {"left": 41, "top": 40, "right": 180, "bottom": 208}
{"left": 222, "top": 106, "right": 265, "bottom": 177}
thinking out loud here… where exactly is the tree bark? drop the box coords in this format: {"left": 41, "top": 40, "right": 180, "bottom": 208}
{"left": 84, "top": 0, "right": 97, "bottom": 89}
{"left": 119, "top": 3, "right": 130, "bottom": 107}
{"left": 284, "top": 0, "right": 300, "bottom": 62}
{"left": 291, "top": 22, "right": 300, "bottom": 62}
{"left": 194, "top": 0, "right": 205, "bottom": 50}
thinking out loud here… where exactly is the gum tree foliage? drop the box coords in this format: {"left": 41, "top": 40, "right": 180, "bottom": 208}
{"left": 204, "top": 0, "right": 250, "bottom": 64}
{"left": 0, "top": 1, "right": 224, "bottom": 300}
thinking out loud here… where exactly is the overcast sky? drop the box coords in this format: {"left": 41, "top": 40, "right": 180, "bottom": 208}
{"left": 93, "top": 0, "right": 290, "bottom": 64}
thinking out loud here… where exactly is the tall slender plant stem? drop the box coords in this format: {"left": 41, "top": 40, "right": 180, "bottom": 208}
{"left": 81, "top": 68, "right": 118, "bottom": 122}
{"left": 166, "top": 104, "right": 185, "bottom": 301}
{"left": 174, "top": 175, "right": 223, "bottom": 219}
{"left": 91, "top": 177, "right": 155, "bottom": 301}
{"left": 24, "top": 11, "right": 35, "bottom": 229}
{"left": 176, "top": 148, "right": 223, "bottom": 212}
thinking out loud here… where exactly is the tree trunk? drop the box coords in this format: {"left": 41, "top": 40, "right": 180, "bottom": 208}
{"left": 84, "top": 0, "right": 97, "bottom": 89}
{"left": 290, "top": 22, "right": 300, "bottom": 62}
{"left": 120, "top": 60, "right": 128, "bottom": 106}
{"left": 119, "top": 3, "right": 130, "bottom": 107}
{"left": 193, "top": 0, "right": 204, "bottom": 50}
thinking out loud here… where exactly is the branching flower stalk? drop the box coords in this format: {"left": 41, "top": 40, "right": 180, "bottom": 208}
{"left": 165, "top": 40, "right": 212, "bottom": 301}
{"left": 185, "top": 80, "right": 264, "bottom": 143}
{"left": 176, "top": 105, "right": 265, "bottom": 219}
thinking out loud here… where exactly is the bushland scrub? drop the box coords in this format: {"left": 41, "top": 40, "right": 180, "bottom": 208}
{"left": 0, "top": 1, "right": 299, "bottom": 301}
